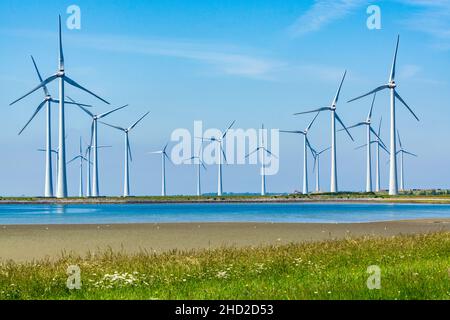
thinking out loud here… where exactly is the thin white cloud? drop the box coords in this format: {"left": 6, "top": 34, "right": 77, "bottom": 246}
{"left": 394, "top": 1, "right": 450, "bottom": 48}
{"left": 288, "top": 0, "right": 367, "bottom": 37}
{"left": 0, "top": 29, "right": 283, "bottom": 80}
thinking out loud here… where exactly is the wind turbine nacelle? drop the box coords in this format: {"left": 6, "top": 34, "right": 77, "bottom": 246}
{"left": 388, "top": 82, "right": 396, "bottom": 89}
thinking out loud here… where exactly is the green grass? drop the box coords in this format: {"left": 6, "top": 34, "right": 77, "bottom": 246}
{"left": 1, "top": 232, "right": 449, "bottom": 300}
{"left": 3, "top": 190, "right": 450, "bottom": 204}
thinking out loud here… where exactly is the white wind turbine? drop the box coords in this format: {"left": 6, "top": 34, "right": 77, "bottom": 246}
{"left": 201, "top": 120, "right": 236, "bottom": 196}
{"left": 396, "top": 130, "right": 417, "bottom": 191}
{"left": 281, "top": 114, "right": 319, "bottom": 194}
{"left": 16, "top": 56, "right": 91, "bottom": 197}
{"left": 101, "top": 112, "right": 150, "bottom": 197}
{"left": 10, "top": 15, "right": 110, "bottom": 198}
{"left": 67, "top": 96, "right": 128, "bottom": 197}
{"left": 85, "top": 144, "right": 111, "bottom": 197}
{"left": 246, "top": 124, "right": 277, "bottom": 196}
{"left": 341, "top": 94, "right": 386, "bottom": 192}
{"left": 347, "top": 35, "right": 419, "bottom": 195}
{"left": 38, "top": 147, "right": 58, "bottom": 189}
{"left": 186, "top": 157, "right": 207, "bottom": 197}
{"left": 68, "top": 137, "right": 90, "bottom": 197}
{"left": 312, "top": 147, "right": 330, "bottom": 193}
{"left": 294, "top": 71, "right": 354, "bottom": 193}
{"left": 150, "top": 143, "right": 171, "bottom": 197}
{"left": 354, "top": 117, "right": 389, "bottom": 192}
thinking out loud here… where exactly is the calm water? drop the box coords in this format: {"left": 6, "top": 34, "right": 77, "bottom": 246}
{"left": 1, "top": 203, "right": 450, "bottom": 225}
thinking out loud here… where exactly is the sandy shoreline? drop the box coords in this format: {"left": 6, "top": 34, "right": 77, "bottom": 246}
{"left": 1, "top": 219, "right": 449, "bottom": 262}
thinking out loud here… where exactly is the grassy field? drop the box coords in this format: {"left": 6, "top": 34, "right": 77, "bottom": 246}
{"left": 0, "top": 232, "right": 449, "bottom": 300}
{"left": 3, "top": 190, "right": 450, "bottom": 204}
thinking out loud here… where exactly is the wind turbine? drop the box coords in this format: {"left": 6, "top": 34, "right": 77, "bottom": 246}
{"left": 246, "top": 124, "right": 277, "bottom": 196}
{"left": 67, "top": 96, "right": 128, "bottom": 197}
{"left": 355, "top": 118, "right": 389, "bottom": 192}
{"left": 37, "top": 147, "right": 58, "bottom": 191}
{"left": 85, "top": 144, "right": 111, "bottom": 197}
{"left": 16, "top": 56, "right": 91, "bottom": 197}
{"left": 150, "top": 143, "right": 171, "bottom": 197}
{"left": 396, "top": 130, "right": 417, "bottom": 191}
{"left": 10, "top": 15, "right": 110, "bottom": 198}
{"left": 281, "top": 114, "right": 319, "bottom": 194}
{"left": 186, "top": 139, "right": 207, "bottom": 196}
{"left": 101, "top": 112, "right": 150, "bottom": 197}
{"left": 341, "top": 94, "right": 386, "bottom": 192}
{"left": 294, "top": 71, "right": 354, "bottom": 193}
{"left": 186, "top": 155, "right": 207, "bottom": 196}
{"left": 347, "top": 35, "right": 419, "bottom": 195}
{"left": 312, "top": 147, "right": 330, "bottom": 193}
{"left": 68, "top": 137, "right": 90, "bottom": 197}
{"left": 201, "top": 120, "right": 236, "bottom": 196}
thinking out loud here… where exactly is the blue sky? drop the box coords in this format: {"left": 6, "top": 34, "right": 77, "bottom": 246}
{"left": 0, "top": 0, "right": 449, "bottom": 196}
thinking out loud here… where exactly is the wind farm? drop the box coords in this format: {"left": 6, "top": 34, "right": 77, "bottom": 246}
{"left": 1, "top": 1, "right": 450, "bottom": 304}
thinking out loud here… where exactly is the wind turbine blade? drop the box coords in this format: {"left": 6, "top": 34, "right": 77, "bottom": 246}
{"left": 354, "top": 143, "right": 368, "bottom": 151}
{"left": 99, "top": 121, "right": 126, "bottom": 132}
{"left": 58, "top": 15, "right": 64, "bottom": 70}
{"left": 347, "top": 85, "right": 389, "bottom": 103}
{"left": 318, "top": 147, "right": 331, "bottom": 155}
{"left": 64, "top": 76, "right": 110, "bottom": 104}
{"left": 128, "top": 111, "right": 150, "bottom": 131}
{"left": 201, "top": 161, "right": 207, "bottom": 171}
{"left": 367, "top": 93, "right": 376, "bottom": 120}
{"left": 220, "top": 144, "right": 228, "bottom": 164}
{"left": 10, "top": 74, "right": 58, "bottom": 106}
{"left": 263, "top": 148, "right": 279, "bottom": 159}
{"left": 395, "top": 91, "right": 419, "bottom": 121}
{"left": 397, "top": 130, "right": 403, "bottom": 149}
{"left": 89, "top": 121, "right": 94, "bottom": 147}
{"left": 222, "top": 120, "right": 236, "bottom": 139}
{"left": 67, "top": 156, "right": 81, "bottom": 165}
{"left": 261, "top": 124, "right": 265, "bottom": 147}
{"left": 127, "top": 138, "right": 133, "bottom": 162}
{"left": 380, "top": 143, "right": 390, "bottom": 155}
{"left": 305, "top": 136, "right": 316, "bottom": 157}
{"left": 150, "top": 151, "right": 163, "bottom": 154}
{"left": 66, "top": 96, "right": 94, "bottom": 117}
{"left": 30, "top": 55, "right": 49, "bottom": 96}
{"left": 164, "top": 152, "right": 174, "bottom": 165}
{"left": 60, "top": 100, "right": 93, "bottom": 108}
{"left": 18, "top": 100, "right": 47, "bottom": 135}
{"left": 370, "top": 127, "right": 387, "bottom": 149}
{"left": 97, "top": 104, "right": 129, "bottom": 119}
{"left": 335, "top": 113, "right": 354, "bottom": 141}
{"left": 306, "top": 111, "right": 320, "bottom": 131}
{"left": 339, "top": 122, "right": 366, "bottom": 131}
{"left": 377, "top": 117, "right": 382, "bottom": 137}
{"left": 389, "top": 35, "right": 400, "bottom": 82}
{"left": 245, "top": 148, "right": 259, "bottom": 159}
{"left": 294, "top": 107, "right": 331, "bottom": 116}
{"left": 280, "top": 130, "right": 304, "bottom": 134}
{"left": 332, "top": 70, "right": 347, "bottom": 106}
{"left": 403, "top": 150, "right": 418, "bottom": 157}
{"left": 97, "top": 145, "right": 112, "bottom": 149}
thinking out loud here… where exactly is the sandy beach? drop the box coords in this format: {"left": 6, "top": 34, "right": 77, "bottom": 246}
{"left": 1, "top": 219, "right": 449, "bottom": 262}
